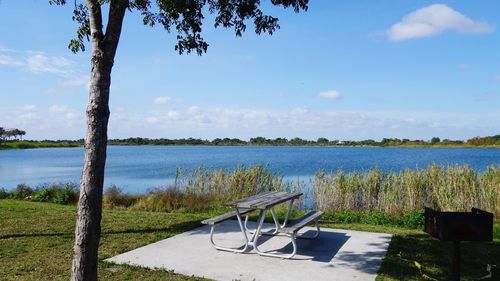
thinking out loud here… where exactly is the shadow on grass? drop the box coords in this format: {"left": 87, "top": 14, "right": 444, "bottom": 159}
{"left": 378, "top": 233, "right": 499, "bottom": 280}
{"left": 0, "top": 220, "right": 203, "bottom": 240}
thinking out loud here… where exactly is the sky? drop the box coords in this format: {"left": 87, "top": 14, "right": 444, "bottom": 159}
{"left": 0, "top": 0, "right": 499, "bottom": 141}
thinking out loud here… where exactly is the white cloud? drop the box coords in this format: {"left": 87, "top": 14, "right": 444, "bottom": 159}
{"left": 11, "top": 105, "right": 40, "bottom": 127}
{"left": 147, "top": 110, "right": 180, "bottom": 124}
{"left": 26, "top": 51, "right": 73, "bottom": 75}
{"left": 17, "top": 104, "right": 36, "bottom": 111}
{"left": 64, "top": 112, "right": 79, "bottom": 120}
{"left": 61, "top": 75, "right": 89, "bottom": 87}
{"left": 109, "top": 106, "right": 500, "bottom": 141}
{"left": 1, "top": 46, "right": 89, "bottom": 97}
{"left": 0, "top": 54, "right": 24, "bottom": 66}
{"left": 8, "top": 104, "right": 499, "bottom": 140}
{"left": 318, "top": 90, "right": 341, "bottom": 100}
{"left": 47, "top": 105, "right": 82, "bottom": 127}
{"left": 0, "top": 46, "right": 15, "bottom": 52}
{"left": 458, "top": 63, "right": 471, "bottom": 70}
{"left": 290, "top": 107, "right": 309, "bottom": 115}
{"left": 495, "top": 75, "right": 500, "bottom": 81}
{"left": 49, "top": 105, "right": 69, "bottom": 114}
{"left": 187, "top": 106, "right": 202, "bottom": 115}
{"left": 48, "top": 105, "right": 81, "bottom": 122}
{"left": 154, "top": 96, "right": 172, "bottom": 105}
{"left": 46, "top": 75, "right": 90, "bottom": 96}
{"left": 1, "top": 47, "right": 76, "bottom": 77}
{"left": 387, "top": 4, "right": 493, "bottom": 41}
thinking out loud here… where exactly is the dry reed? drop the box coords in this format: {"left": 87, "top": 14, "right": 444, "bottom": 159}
{"left": 313, "top": 164, "right": 500, "bottom": 216}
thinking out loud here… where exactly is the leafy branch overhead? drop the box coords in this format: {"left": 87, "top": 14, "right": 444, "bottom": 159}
{"left": 49, "top": 0, "right": 308, "bottom": 55}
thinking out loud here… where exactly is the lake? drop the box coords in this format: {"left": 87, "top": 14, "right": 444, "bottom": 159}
{"left": 0, "top": 145, "right": 499, "bottom": 193}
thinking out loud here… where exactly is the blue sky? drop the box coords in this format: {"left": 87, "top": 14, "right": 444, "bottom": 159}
{"left": 0, "top": 1, "right": 499, "bottom": 141}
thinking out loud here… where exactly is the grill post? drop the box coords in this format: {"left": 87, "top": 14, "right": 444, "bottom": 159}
{"left": 451, "top": 241, "right": 460, "bottom": 281}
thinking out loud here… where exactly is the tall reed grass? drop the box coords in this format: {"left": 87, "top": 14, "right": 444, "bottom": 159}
{"left": 5, "top": 164, "right": 498, "bottom": 218}
{"left": 127, "top": 165, "right": 294, "bottom": 212}
{"left": 313, "top": 164, "right": 500, "bottom": 216}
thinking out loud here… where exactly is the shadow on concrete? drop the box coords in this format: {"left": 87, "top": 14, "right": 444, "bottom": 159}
{"left": 193, "top": 221, "right": 353, "bottom": 263}
{"left": 330, "top": 235, "right": 393, "bottom": 274}
{"left": 257, "top": 230, "right": 351, "bottom": 262}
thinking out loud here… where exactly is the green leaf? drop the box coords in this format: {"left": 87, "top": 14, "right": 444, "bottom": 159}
{"left": 414, "top": 260, "right": 422, "bottom": 270}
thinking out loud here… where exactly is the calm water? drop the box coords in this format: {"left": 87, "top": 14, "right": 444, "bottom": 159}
{"left": 0, "top": 146, "right": 499, "bottom": 193}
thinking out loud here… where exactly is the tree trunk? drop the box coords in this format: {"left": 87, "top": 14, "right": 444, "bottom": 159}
{"left": 71, "top": 1, "right": 127, "bottom": 280}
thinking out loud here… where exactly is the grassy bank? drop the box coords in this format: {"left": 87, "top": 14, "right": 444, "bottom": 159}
{"left": 0, "top": 200, "right": 498, "bottom": 280}
{"left": 0, "top": 140, "right": 82, "bottom": 149}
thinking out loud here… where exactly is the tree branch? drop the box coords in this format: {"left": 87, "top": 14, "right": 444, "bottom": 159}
{"left": 86, "top": 0, "right": 104, "bottom": 51}
{"left": 104, "top": 0, "right": 129, "bottom": 62}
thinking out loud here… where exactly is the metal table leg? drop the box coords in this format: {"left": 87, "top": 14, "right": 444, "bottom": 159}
{"left": 208, "top": 208, "right": 250, "bottom": 253}
{"left": 244, "top": 199, "right": 295, "bottom": 236}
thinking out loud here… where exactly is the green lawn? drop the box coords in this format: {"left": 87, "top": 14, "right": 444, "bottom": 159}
{"left": 0, "top": 200, "right": 208, "bottom": 280}
{"left": 0, "top": 200, "right": 498, "bottom": 280}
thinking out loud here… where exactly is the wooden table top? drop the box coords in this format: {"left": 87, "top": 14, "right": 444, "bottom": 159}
{"left": 229, "top": 191, "right": 303, "bottom": 210}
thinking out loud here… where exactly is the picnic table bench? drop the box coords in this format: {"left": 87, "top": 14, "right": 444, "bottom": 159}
{"left": 201, "top": 191, "right": 323, "bottom": 259}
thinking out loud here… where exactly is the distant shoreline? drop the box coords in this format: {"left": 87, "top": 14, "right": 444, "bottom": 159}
{"left": 1, "top": 140, "right": 499, "bottom": 150}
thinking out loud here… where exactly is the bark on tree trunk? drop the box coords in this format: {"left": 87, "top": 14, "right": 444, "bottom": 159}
{"left": 70, "top": 53, "right": 111, "bottom": 281}
{"left": 71, "top": 1, "right": 128, "bottom": 280}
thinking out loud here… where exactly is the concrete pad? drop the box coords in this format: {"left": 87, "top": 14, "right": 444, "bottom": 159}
{"left": 107, "top": 221, "right": 392, "bottom": 281}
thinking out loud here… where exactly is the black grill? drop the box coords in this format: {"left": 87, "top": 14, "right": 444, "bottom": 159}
{"left": 423, "top": 207, "right": 494, "bottom": 281}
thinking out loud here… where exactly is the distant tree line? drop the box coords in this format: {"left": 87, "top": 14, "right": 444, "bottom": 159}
{"left": 466, "top": 135, "right": 500, "bottom": 146}
{"left": 0, "top": 127, "right": 26, "bottom": 144}
{"left": 107, "top": 135, "right": 500, "bottom": 147}
{"left": 3, "top": 131, "right": 499, "bottom": 148}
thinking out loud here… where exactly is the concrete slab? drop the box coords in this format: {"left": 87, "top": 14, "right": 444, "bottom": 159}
{"left": 107, "top": 221, "right": 392, "bottom": 281}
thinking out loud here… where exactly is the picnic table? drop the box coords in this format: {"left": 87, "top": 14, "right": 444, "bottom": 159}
{"left": 202, "top": 191, "right": 323, "bottom": 259}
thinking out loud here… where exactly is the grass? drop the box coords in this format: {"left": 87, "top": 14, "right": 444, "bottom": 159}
{"left": 377, "top": 233, "right": 499, "bottom": 280}
{"left": 1, "top": 199, "right": 498, "bottom": 280}
{"left": 0, "top": 199, "right": 209, "bottom": 280}
{"left": 0, "top": 140, "right": 82, "bottom": 149}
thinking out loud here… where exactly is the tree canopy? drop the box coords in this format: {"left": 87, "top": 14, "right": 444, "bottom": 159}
{"left": 0, "top": 127, "right": 26, "bottom": 143}
{"left": 50, "top": 0, "right": 308, "bottom": 54}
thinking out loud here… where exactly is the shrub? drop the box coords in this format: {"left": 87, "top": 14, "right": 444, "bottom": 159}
{"left": 320, "top": 210, "right": 424, "bottom": 228}
{"left": 0, "top": 187, "right": 10, "bottom": 199}
{"left": 132, "top": 187, "right": 185, "bottom": 212}
{"left": 130, "top": 186, "right": 218, "bottom": 213}
{"left": 13, "top": 143, "right": 37, "bottom": 149}
{"left": 32, "top": 188, "right": 54, "bottom": 202}
{"left": 53, "top": 183, "right": 79, "bottom": 204}
{"left": 12, "top": 184, "right": 34, "bottom": 200}
{"left": 402, "top": 211, "right": 424, "bottom": 229}
{"left": 103, "top": 185, "right": 139, "bottom": 209}
{"left": 31, "top": 182, "right": 79, "bottom": 204}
